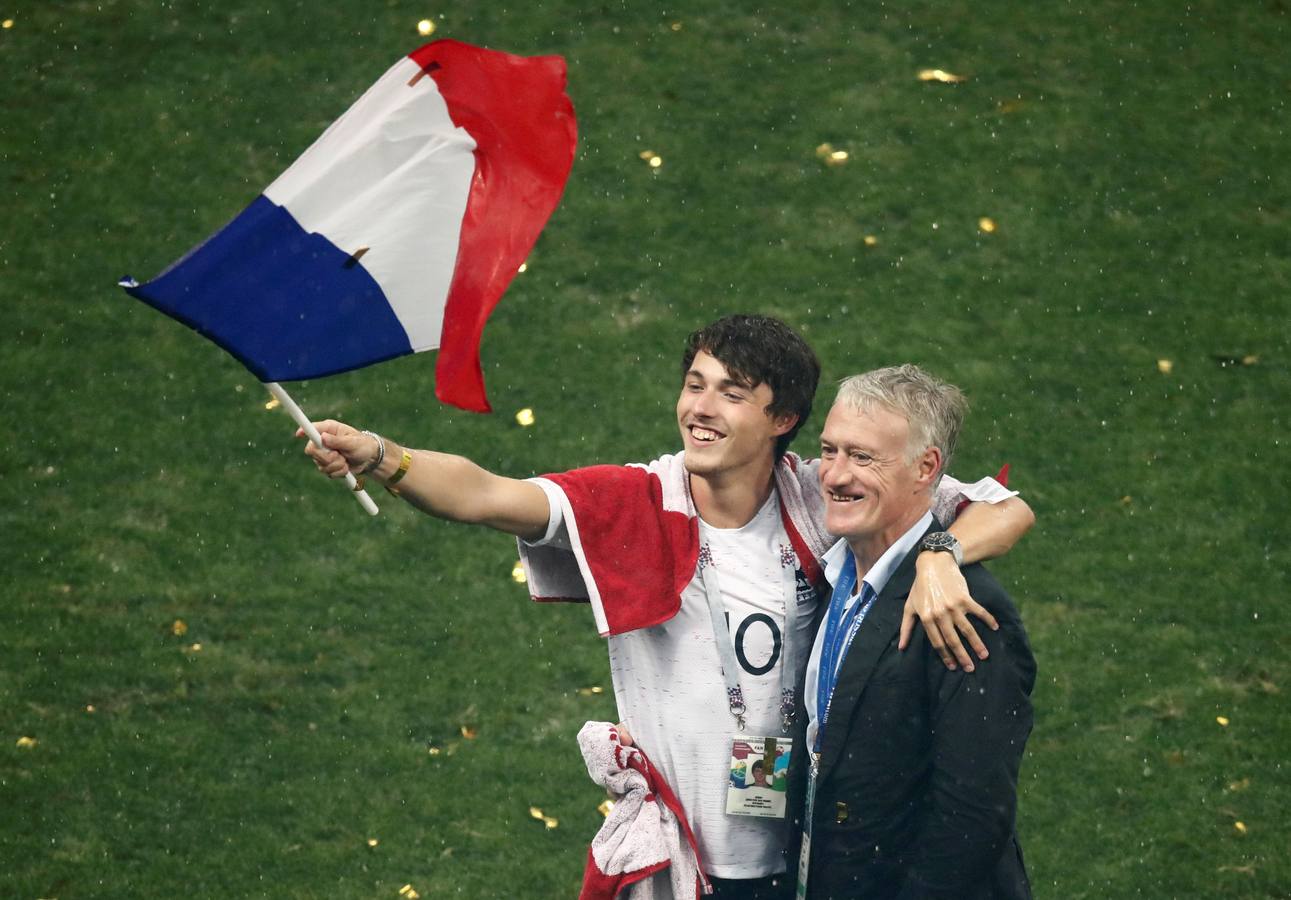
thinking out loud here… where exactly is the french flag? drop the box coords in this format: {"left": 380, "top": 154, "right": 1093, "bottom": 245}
{"left": 121, "top": 40, "right": 577, "bottom": 412}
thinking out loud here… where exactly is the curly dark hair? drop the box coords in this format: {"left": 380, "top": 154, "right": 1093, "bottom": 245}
{"left": 681, "top": 314, "right": 821, "bottom": 459}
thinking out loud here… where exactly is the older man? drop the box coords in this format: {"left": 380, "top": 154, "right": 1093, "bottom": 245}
{"left": 796, "top": 366, "right": 1036, "bottom": 900}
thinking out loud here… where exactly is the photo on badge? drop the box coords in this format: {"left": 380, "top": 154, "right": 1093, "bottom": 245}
{"left": 726, "top": 736, "right": 792, "bottom": 818}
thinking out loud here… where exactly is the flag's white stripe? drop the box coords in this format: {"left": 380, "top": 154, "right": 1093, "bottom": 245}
{"left": 264, "top": 57, "right": 476, "bottom": 351}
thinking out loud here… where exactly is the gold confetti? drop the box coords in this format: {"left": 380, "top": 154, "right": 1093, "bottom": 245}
{"left": 978, "top": 217, "right": 997, "bottom": 233}
{"left": 577, "top": 686, "right": 605, "bottom": 696}
{"left": 517, "top": 261, "right": 528, "bottom": 273}
{"left": 417, "top": 19, "right": 435, "bottom": 36}
{"left": 399, "top": 885, "right": 421, "bottom": 899}
{"left": 515, "top": 407, "right": 535, "bottom": 427}
{"left": 2, "top": 19, "right": 13, "bottom": 29}
{"left": 863, "top": 235, "right": 879, "bottom": 247}
{"left": 1211, "top": 353, "right": 1259, "bottom": 368}
{"left": 527, "top": 806, "right": 558, "bottom": 828}
{"left": 917, "top": 68, "right": 968, "bottom": 83}
{"left": 639, "top": 149, "right": 656, "bottom": 160}
{"left": 670, "top": 21, "right": 682, "bottom": 31}
{"left": 648, "top": 156, "right": 663, "bottom": 169}
{"left": 511, "top": 561, "right": 527, "bottom": 584}
{"left": 1216, "top": 716, "right": 1230, "bottom": 727}
{"left": 460, "top": 725, "right": 478, "bottom": 739}
{"left": 264, "top": 395, "right": 281, "bottom": 410}
{"left": 367, "top": 838, "right": 379, "bottom": 848}
{"left": 1234, "top": 821, "right": 1248, "bottom": 835}
{"left": 427, "top": 746, "right": 441, "bottom": 756}
{"left": 1227, "top": 778, "right": 1250, "bottom": 792}
{"left": 598, "top": 799, "right": 616, "bottom": 817}
{"left": 172, "top": 619, "right": 188, "bottom": 636}
{"left": 85, "top": 704, "right": 96, "bottom": 713}
{"left": 814, "top": 143, "right": 849, "bottom": 166}
{"left": 188, "top": 643, "right": 202, "bottom": 652}
{"left": 17, "top": 736, "right": 37, "bottom": 749}
{"left": 1157, "top": 359, "right": 1173, "bottom": 374}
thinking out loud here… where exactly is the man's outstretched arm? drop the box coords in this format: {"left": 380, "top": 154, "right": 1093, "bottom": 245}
{"left": 901, "top": 496, "right": 1036, "bottom": 671}
{"left": 299, "top": 420, "right": 551, "bottom": 541}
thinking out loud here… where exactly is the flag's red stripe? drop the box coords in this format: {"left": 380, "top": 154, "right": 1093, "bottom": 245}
{"left": 410, "top": 40, "right": 577, "bottom": 412}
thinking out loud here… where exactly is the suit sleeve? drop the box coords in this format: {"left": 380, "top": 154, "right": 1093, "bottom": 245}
{"left": 898, "top": 574, "right": 1036, "bottom": 899}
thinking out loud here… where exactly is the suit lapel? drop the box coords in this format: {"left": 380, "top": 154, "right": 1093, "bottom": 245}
{"left": 816, "top": 523, "right": 938, "bottom": 779}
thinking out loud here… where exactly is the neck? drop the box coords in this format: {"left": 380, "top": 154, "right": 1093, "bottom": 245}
{"left": 846, "top": 504, "right": 931, "bottom": 577}
{"left": 690, "top": 458, "right": 778, "bottom": 529}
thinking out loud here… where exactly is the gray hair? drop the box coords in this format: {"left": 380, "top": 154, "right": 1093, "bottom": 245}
{"left": 834, "top": 365, "right": 968, "bottom": 478}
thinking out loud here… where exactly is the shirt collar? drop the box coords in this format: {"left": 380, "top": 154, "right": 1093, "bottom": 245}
{"left": 821, "top": 509, "right": 935, "bottom": 597}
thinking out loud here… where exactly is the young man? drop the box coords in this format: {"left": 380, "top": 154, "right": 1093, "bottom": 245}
{"left": 300, "top": 315, "right": 1033, "bottom": 898}
{"left": 797, "top": 366, "right": 1035, "bottom": 899}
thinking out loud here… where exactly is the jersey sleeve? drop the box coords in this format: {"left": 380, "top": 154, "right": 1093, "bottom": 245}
{"left": 521, "top": 477, "right": 571, "bottom": 550}
{"left": 515, "top": 464, "right": 699, "bottom": 637}
{"left": 931, "top": 473, "right": 1018, "bottom": 526}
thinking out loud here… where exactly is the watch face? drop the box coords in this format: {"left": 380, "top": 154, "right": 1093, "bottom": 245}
{"left": 922, "top": 532, "right": 962, "bottom": 565}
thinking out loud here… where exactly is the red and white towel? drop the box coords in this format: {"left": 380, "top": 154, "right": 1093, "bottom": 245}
{"left": 577, "top": 722, "right": 712, "bottom": 899}
{"left": 518, "top": 452, "right": 833, "bottom": 636}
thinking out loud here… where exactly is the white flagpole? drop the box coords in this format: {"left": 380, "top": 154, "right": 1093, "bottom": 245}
{"left": 265, "top": 382, "right": 379, "bottom": 517}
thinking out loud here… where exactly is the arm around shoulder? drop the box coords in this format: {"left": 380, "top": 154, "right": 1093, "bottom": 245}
{"left": 947, "top": 495, "right": 1035, "bottom": 564}
{"left": 901, "top": 493, "right": 1034, "bottom": 667}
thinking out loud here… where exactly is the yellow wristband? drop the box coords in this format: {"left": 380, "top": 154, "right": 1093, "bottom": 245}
{"left": 385, "top": 449, "right": 413, "bottom": 486}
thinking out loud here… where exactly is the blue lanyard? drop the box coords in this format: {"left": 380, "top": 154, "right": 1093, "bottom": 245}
{"left": 813, "top": 552, "right": 877, "bottom": 753}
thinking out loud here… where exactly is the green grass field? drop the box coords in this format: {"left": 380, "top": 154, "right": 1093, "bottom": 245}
{"left": 3, "top": 1, "right": 1288, "bottom": 897}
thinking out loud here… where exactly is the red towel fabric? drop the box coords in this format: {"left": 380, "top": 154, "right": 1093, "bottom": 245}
{"left": 518, "top": 452, "right": 833, "bottom": 636}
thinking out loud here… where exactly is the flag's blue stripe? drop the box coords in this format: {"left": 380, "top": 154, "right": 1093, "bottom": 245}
{"left": 124, "top": 195, "right": 413, "bottom": 381}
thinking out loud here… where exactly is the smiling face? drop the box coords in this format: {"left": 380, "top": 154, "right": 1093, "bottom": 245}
{"left": 677, "top": 351, "right": 796, "bottom": 483}
{"left": 818, "top": 401, "right": 941, "bottom": 562}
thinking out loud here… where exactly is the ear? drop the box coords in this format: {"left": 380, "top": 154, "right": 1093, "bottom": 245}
{"left": 914, "top": 445, "right": 943, "bottom": 487}
{"left": 769, "top": 412, "right": 799, "bottom": 438}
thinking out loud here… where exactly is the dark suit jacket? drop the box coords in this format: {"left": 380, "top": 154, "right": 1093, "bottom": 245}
{"left": 790, "top": 521, "right": 1036, "bottom": 900}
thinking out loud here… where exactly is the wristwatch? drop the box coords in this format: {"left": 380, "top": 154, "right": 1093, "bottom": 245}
{"left": 919, "top": 531, "right": 963, "bottom": 567}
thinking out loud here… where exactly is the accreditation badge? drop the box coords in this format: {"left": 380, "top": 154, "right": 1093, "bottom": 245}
{"left": 725, "top": 736, "right": 792, "bottom": 819}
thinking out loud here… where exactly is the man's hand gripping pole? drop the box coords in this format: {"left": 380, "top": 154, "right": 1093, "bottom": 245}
{"left": 266, "top": 382, "right": 379, "bottom": 516}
